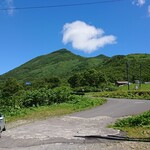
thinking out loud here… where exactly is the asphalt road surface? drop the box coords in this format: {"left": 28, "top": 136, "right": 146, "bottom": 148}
{"left": 71, "top": 98, "right": 150, "bottom": 118}
{"left": 0, "top": 98, "right": 150, "bottom": 150}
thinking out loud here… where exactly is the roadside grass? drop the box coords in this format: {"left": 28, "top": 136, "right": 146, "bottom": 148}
{"left": 5, "top": 96, "right": 106, "bottom": 123}
{"left": 91, "top": 90, "right": 150, "bottom": 100}
{"left": 110, "top": 110, "right": 150, "bottom": 139}
{"left": 90, "top": 84, "right": 150, "bottom": 100}
{"left": 118, "top": 84, "right": 150, "bottom": 91}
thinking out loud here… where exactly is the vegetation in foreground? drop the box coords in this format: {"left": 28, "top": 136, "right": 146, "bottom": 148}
{"left": 92, "top": 90, "right": 150, "bottom": 100}
{"left": 118, "top": 83, "right": 150, "bottom": 91}
{"left": 2, "top": 94, "right": 106, "bottom": 123}
{"left": 111, "top": 110, "right": 150, "bottom": 139}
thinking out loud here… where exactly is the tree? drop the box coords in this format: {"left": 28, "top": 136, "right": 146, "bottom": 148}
{"left": 1, "top": 78, "right": 22, "bottom": 98}
{"left": 81, "top": 69, "right": 99, "bottom": 87}
{"left": 45, "top": 77, "right": 61, "bottom": 88}
{"left": 68, "top": 69, "right": 108, "bottom": 88}
{"left": 32, "top": 77, "right": 61, "bottom": 89}
{"left": 68, "top": 73, "right": 82, "bottom": 88}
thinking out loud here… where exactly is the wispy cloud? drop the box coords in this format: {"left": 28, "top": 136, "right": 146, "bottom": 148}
{"left": 148, "top": 5, "right": 150, "bottom": 17}
{"left": 0, "top": 0, "right": 14, "bottom": 15}
{"left": 62, "top": 21, "right": 116, "bottom": 54}
{"left": 132, "top": 0, "right": 146, "bottom": 6}
{"left": 4, "top": 0, "right": 14, "bottom": 15}
{"left": 132, "top": 0, "right": 150, "bottom": 18}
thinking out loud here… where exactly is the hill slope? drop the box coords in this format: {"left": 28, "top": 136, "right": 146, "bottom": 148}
{"left": 0, "top": 49, "right": 149, "bottom": 83}
{"left": 0, "top": 49, "right": 108, "bottom": 82}
{"left": 100, "top": 54, "right": 150, "bottom": 82}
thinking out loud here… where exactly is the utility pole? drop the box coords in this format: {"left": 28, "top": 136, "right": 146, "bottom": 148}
{"left": 126, "top": 62, "right": 130, "bottom": 90}
{"left": 139, "top": 64, "right": 142, "bottom": 89}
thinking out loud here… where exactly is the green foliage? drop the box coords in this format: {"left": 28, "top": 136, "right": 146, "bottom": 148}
{"left": 0, "top": 50, "right": 149, "bottom": 115}
{"left": 0, "top": 49, "right": 106, "bottom": 82}
{"left": 118, "top": 84, "right": 150, "bottom": 91}
{"left": 93, "top": 90, "right": 150, "bottom": 100}
{"left": 0, "top": 86, "right": 73, "bottom": 108}
{"left": 21, "top": 89, "right": 48, "bottom": 107}
{"left": 68, "top": 96, "right": 106, "bottom": 111}
{"left": 19, "top": 87, "right": 72, "bottom": 107}
{"left": 32, "top": 77, "right": 61, "bottom": 89}
{"left": 82, "top": 69, "right": 100, "bottom": 86}
{"left": 0, "top": 49, "right": 149, "bottom": 85}
{"left": 1, "top": 78, "right": 22, "bottom": 98}
{"left": 68, "top": 69, "right": 108, "bottom": 88}
{"left": 114, "top": 111, "right": 150, "bottom": 127}
{"left": 74, "top": 86, "right": 101, "bottom": 92}
{"left": 111, "top": 110, "right": 150, "bottom": 139}
{"left": 68, "top": 73, "right": 82, "bottom": 88}
{"left": 47, "top": 86, "right": 72, "bottom": 104}
{"left": 100, "top": 54, "right": 150, "bottom": 83}
{"left": 1, "top": 96, "right": 106, "bottom": 123}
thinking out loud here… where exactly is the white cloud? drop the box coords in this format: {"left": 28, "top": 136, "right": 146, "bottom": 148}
{"left": 62, "top": 21, "right": 116, "bottom": 53}
{"left": 133, "top": 0, "right": 146, "bottom": 6}
{"left": 5, "top": 0, "right": 14, "bottom": 15}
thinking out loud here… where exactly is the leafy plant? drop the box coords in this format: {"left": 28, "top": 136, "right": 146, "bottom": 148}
{"left": 114, "top": 111, "right": 150, "bottom": 127}
{"left": 93, "top": 90, "right": 150, "bottom": 100}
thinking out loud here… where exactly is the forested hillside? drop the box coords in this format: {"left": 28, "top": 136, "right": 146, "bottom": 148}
{"left": 0, "top": 49, "right": 109, "bottom": 83}
{"left": 0, "top": 49, "right": 149, "bottom": 84}
{"left": 100, "top": 54, "right": 150, "bottom": 82}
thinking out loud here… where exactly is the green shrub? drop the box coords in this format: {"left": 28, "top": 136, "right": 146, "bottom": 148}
{"left": 47, "top": 86, "right": 72, "bottom": 104}
{"left": 93, "top": 90, "right": 150, "bottom": 100}
{"left": 114, "top": 111, "right": 150, "bottom": 127}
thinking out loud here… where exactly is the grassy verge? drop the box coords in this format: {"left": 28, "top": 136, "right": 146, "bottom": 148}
{"left": 118, "top": 84, "right": 150, "bottom": 91}
{"left": 90, "top": 84, "right": 150, "bottom": 100}
{"left": 92, "top": 90, "right": 150, "bottom": 100}
{"left": 111, "top": 110, "right": 150, "bottom": 139}
{"left": 5, "top": 96, "right": 106, "bottom": 123}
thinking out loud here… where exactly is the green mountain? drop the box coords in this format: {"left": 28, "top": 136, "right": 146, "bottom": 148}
{"left": 0, "top": 49, "right": 109, "bottom": 82}
{"left": 0, "top": 49, "right": 150, "bottom": 83}
{"left": 100, "top": 54, "right": 150, "bottom": 82}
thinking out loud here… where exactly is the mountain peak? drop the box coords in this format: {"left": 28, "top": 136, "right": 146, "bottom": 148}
{"left": 51, "top": 49, "right": 71, "bottom": 54}
{"left": 96, "top": 54, "right": 109, "bottom": 59}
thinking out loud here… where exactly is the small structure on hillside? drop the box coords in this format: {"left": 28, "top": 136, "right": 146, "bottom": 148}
{"left": 115, "top": 81, "right": 128, "bottom": 87}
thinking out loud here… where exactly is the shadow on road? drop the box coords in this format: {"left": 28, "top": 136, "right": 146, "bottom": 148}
{"left": 74, "top": 135, "right": 150, "bottom": 142}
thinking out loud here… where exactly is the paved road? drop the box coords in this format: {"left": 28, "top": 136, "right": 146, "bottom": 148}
{"left": 71, "top": 98, "right": 150, "bottom": 118}
{"left": 0, "top": 98, "right": 150, "bottom": 150}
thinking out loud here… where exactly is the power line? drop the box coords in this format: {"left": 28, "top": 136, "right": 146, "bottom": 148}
{"left": 0, "top": 0, "right": 127, "bottom": 11}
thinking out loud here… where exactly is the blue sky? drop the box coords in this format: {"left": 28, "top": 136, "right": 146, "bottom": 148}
{"left": 0, "top": 0, "right": 150, "bottom": 75}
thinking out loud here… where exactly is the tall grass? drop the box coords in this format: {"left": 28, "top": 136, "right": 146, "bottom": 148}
{"left": 118, "top": 84, "right": 150, "bottom": 91}
{"left": 4, "top": 96, "right": 106, "bottom": 123}
{"left": 114, "top": 111, "right": 150, "bottom": 127}
{"left": 112, "top": 111, "right": 150, "bottom": 138}
{"left": 93, "top": 90, "right": 150, "bottom": 100}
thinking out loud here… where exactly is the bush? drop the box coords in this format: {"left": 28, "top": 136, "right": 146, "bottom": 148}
{"left": 114, "top": 111, "right": 150, "bottom": 127}
{"left": 21, "top": 90, "right": 47, "bottom": 107}
{"left": 93, "top": 90, "right": 150, "bottom": 100}
{"left": 47, "top": 86, "right": 72, "bottom": 104}
{"left": 16, "top": 87, "right": 72, "bottom": 107}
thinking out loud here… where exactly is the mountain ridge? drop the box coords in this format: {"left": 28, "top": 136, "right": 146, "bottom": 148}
{"left": 0, "top": 49, "right": 149, "bottom": 83}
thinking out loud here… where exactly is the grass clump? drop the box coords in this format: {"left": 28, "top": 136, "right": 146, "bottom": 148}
{"left": 93, "top": 90, "right": 150, "bottom": 100}
{"left": 112, "top": 110, "right": 150, "bottom": 138}
{"left": 114, "top": 111, "right": 150, "bottom": 127}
